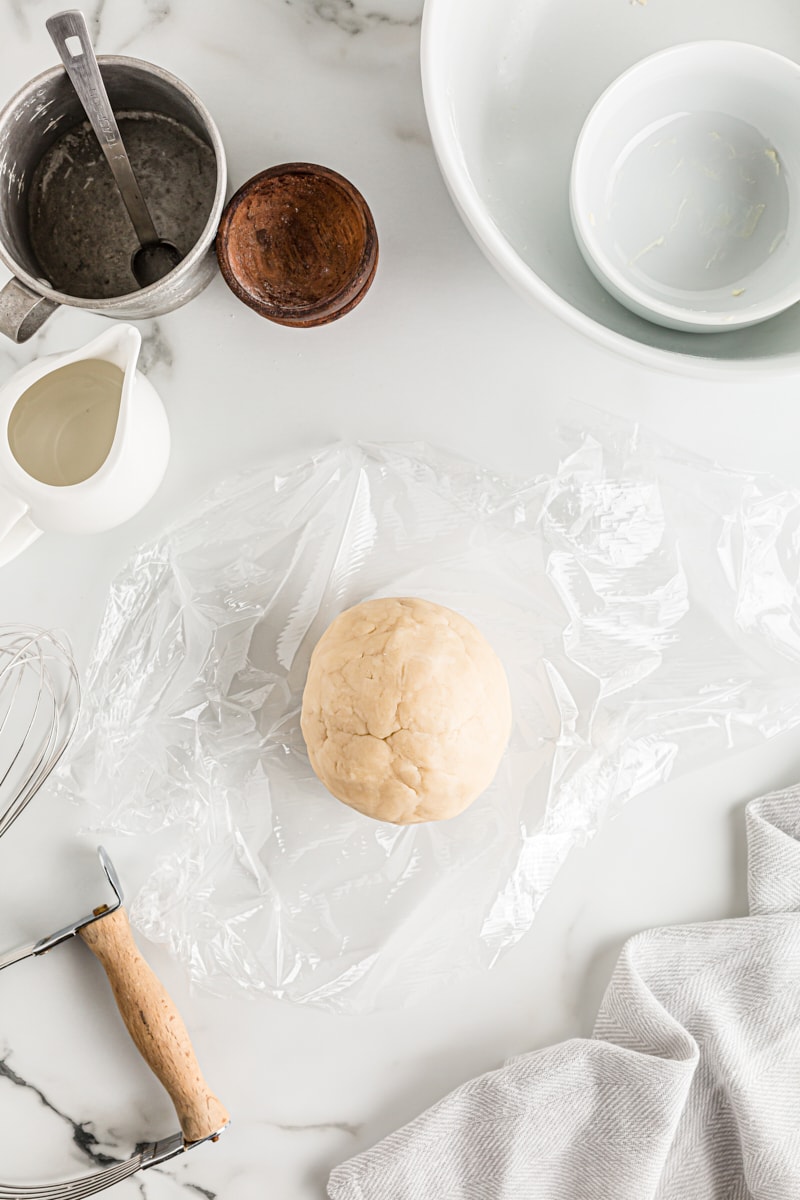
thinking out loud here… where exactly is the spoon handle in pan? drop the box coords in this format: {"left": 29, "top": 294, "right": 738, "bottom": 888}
{"left": 46, "top": 9, "right": 160, "bottom": 246}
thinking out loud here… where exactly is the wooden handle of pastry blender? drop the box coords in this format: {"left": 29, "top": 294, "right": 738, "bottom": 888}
{"left": 78, "top": 905, "right": 230, "bottom": 1144}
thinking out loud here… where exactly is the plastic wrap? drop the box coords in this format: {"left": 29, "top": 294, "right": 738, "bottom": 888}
{"left": 59, "top": 430, "right": 800, "bottom": 1011}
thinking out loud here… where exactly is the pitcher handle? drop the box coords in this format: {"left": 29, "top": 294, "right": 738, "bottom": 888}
{"left": 0, "top": 486, "right": 42, "bottom": 566}
{"left": 0, "top": 277, "right": 59, "bottom": 343}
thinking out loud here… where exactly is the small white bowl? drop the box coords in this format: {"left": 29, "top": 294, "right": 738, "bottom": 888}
{"left": 422, "top": 0, "right": 800, "bottom": 377}
{"left": 570, "top": 42, "right": 800, "bottom": 333}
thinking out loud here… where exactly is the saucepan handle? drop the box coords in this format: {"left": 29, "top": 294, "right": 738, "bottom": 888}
{"left": 0, "top": 485, "right": 42, "bottom": 566}
{"left": 78, "top": 906, "right": 230, "bottom": 1145}
{"left": 0, "top": 277, "right": 59, "bottom": 342}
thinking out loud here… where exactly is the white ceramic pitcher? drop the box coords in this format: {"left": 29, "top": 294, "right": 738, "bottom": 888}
{"left": 0, "top": 324, "right": 169, "bottom": 566}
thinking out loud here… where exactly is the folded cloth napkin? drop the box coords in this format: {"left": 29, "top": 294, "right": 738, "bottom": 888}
{"left": 328, "top": 786, "right": 800, "bottom": 1200}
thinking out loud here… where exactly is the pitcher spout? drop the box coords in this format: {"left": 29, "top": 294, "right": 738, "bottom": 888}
{"left": 76, "top": 323, "right": 142, "bottom": 379}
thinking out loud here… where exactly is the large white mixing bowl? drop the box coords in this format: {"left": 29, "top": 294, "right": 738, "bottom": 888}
{"left": 421, "top": 0, "right": 800, "bottom": 378}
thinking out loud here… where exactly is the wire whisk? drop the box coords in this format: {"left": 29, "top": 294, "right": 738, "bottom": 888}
{"left": 0, "top": 626, "right": 80, "bottom": 839}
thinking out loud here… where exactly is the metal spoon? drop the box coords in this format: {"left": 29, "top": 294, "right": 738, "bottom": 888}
{"left": 46, "top": 9, "right": 183, "bottom": 288}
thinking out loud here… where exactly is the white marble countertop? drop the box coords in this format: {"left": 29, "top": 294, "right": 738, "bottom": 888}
{"left": 1, "top": 2, "right": 800, "bottom": 1197}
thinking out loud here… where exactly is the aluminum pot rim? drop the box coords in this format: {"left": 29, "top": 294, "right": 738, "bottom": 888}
{"left": 0, "top": 54, "right": 227, "bottom": 308}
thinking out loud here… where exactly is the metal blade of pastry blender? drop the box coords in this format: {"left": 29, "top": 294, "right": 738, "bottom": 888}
{"left": 0, "top": 846, "right": 122, "bottom": 972}
{"left": 0, "top": 1130, "right": 221, "bottom": 1200}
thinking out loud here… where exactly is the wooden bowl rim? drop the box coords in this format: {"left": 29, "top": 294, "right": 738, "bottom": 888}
{"left": 216, "top": 162, "right": 379, "bottom": 327}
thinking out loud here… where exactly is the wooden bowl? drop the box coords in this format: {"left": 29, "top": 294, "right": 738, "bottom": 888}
{"left": 216, "top": 163, "right": 378, "bottom": 327}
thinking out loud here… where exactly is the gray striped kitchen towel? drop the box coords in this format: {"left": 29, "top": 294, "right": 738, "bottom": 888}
{"left": 328, "top": 785, "right": 800, "bottom": 1199}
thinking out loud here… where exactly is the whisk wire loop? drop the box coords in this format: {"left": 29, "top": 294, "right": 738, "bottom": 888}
{"left": 0, "top": 626, "right": 80, "bottom": 840}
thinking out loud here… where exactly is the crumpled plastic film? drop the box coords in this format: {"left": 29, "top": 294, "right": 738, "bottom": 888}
{"left": 58, "top": 434, "right": 800, "bottom": 1011}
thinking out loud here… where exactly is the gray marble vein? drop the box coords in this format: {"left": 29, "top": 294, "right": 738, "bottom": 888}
{"left": 298, "top": 0, "right": 422, "bottom": 35}
{"left": 7, "top": 0, "right": 29, "bottom": 37}
{"left": 0, "top": 1051, "right": 215, "bottom": 1197}
{"left": 91, "top": 0, "right": 108, "bottom": 43}
{"left": 276, "top": 1120, "right": 361, "bottom": 1136}
{"left": 394, "top": 124, "right": 431, "bottom": 147}
{"left": 2, "top": 0, "right": 119, "bottom": 53}
{"left": 139, "top": 319, "right": 175, "bottom": 372}
{"left": 0, "top": 1053, "right": 121, "bottom": 1170}
{"left": 116, "top": 0, "right": 173, "bottom": 52}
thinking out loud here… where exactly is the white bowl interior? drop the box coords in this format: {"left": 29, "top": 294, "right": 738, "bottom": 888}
{"left": 422, "top": 0, "right": 800, "bottom": 371}
{"left": 572, "top": 43, "right": 800, "bottom": 331}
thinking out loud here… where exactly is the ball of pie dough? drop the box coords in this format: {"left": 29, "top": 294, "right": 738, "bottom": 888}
{"left": 301, "top": 597, "right": 512, "bottom": 824}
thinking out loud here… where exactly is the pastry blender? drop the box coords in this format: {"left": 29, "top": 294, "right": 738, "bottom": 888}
{"left": 0, "top": 627, "right": 228, "bottom": 1196}
{"left": 0, "top": 847, "right": 229, "bottom": 1198}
